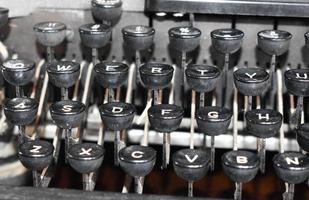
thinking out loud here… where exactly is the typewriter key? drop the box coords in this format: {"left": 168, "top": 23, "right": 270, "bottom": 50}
{"left": 2, "top": 59, "right": 35, "bottom": 97}
{"left": 222, "top": 150, "right": 259, "bottom": 200}
{"left": 91, "top": 0, "right": 122, "bottom": 25}
{"left": 33, "top": 22, "right": 67, "bottom": 62}
{"left": 148, "top": 104, "right": 184, "bottom": 168}
{"left": 100, "top": 102, "right": 135, "bottom": 165}
{"left": 285, "top": 69, "right": 309, "bottom": 128}
{"left": 297, "top": 123, "right": 309, "bottom": 152}
{"left": 68, "top": 143, "right": 104, "bottom": 190}
{"left": 173, "top": 149, "right": 210, "bottom": 197}
{"left": 79, "top": 23, "right": 111, "bottom": 49}
{"left": 0, "top": 8, "right": 9, "bottom": 28}
{"left": 122, "top": 25, "right": 155, "bottom": 51}
{"left": 95, "top": 61, "right": 128, "bottom": 89}
{"left": 119, "top": 145, "right": 156, "bottom": 194}
{"left": 139, "top": 62, "right": 174, "bottom": 90}
{"left": 196, "top": 106, "right": 232, "bottom": 171}
{"left": 79, "top": 23, "right": 111, "bottom": 65}
{"left": 211, "top": 28, "right": 244, "bottom": 107}
{"left": 169, "top": 26, "right": 201, "bottom": 53}
{"left": 273, "top": 152, "right": 309, "bottom": 200}
{"left": 50, "top": 100, "right": 86, "bottom": 129}
{"left": 47, "top": 61, "right": 80, "bottom": 89}
{"left": 246, "top": 109, "right": 282, "bottom": 173}
{"left": 234, "top": 67, "right": 270, "bottom": 110}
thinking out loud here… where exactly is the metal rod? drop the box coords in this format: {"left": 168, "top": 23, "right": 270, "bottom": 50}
{"left": 32, "top": 171, "right": 40, "bottom": 187}
{"left": 189, "top": 13, "right": 194, "bottom": 27}
{"left": 46, "top": 46, "right": 54, "bottom": 63}
{"left": 61, "top": 88, "right": 69, "bottom": 100}
{"left": 181, "top": 51, "right": 186, "bottom": 87}
{"left": 114, "top": 131, "right": 121, "bottom": 166}
{"left": 162, "top": 133, "right": 170, "bottom": 168}
{"left": 295, "top": 96, "right": 303, "bottom": 129}
{"left": 222, "top": 53, "right": 229, "bottom": 107}
{"left": 210, "top": 136, "right": 215, "bottom": 171}
{"left": 248, "top": 96, "right": 252, "bottom": 111}
{"left": 234, "top": 182, "right": 242, "bottom": 200}
{"left": 257, "top": 138, "right": 266, "bottom": 174}
{"left": 92, "top": 48, "right": 98, "bottom": 66}
{"left": 135, "top": 50, "right": 141, "bottom": 86}
{"left": 108, "top": 88, "right": 115, "bottom": 102}
{"left": 233, "top": 84, "right": 238, "bottom": 151}
{"left": 82, "top": 173, "right": 95, "bottom": 191}
{"left": 134, "top": 177, "right": 144, "bottom": 194}
{"left": 15, "top": 86, "right": 22, "bottom": 98}
{"left": 190, "top": 90, "right": 196, "bottom": 149}
{"left": 277, "top": 70, "right": 284, "bottom": 153}
{"left": 141, "top": 90, "right": 152, "bottom": 146}
{"left": 188, "top": 181, "right": 193, "bottom": 197}
{"left": 199, "top": 92, "right": 205, "bottom": 108}
{"left": 153, "top": 90, "right": 159, "bottom": 105}
{"left": 269, "top": 54, "right": 276, "bottom": 109}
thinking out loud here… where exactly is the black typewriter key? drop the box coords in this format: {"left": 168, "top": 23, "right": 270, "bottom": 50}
{"left": 258, "top": 30, "right": 292, "bottom": 57}
{"left": 119, "top": 145, "right": 156, "bottom": 194}
{"left": 196, "top": 106, "right": 232, "bottom": 171}
{"left": 100, "top": 102, "right": 135, "bottom": 165}
{"left": 79, "top": 23, "right": 111, "bottom": 65}
{"left": 94, "top": 61, "right": 128, "bottom": 89}
{"left": 79, "top": 23, "right": 111, "bottom": 49}
{"left": 285, "top": 69, "right": 309, "bottom": 128}
{"left": 173, "top": 149, "right": 210, "bottom": 197}
{"left": 222, "top": 150, "right": 259, "bottom": 200}
{"left": 33, "top": 21, "right": 67, "bottom": 62}
{"left": 273, "top": 152, "right": 309, "bottom": 200}
{"left": 122, "top": 25, "right": 155, "bottom": 51}
{"left": 211, "top": 28, "right": 244, "bottom": 107}
{"left": 122, "top": 25, "right": 155, "bottom": 87}
{"left": 0, "top": 7, "right": 9, "bottom": 28}
{"left": 148, "top": 104, "right": 184, "bottom": 168}
{"left": 4, "top": 97, "right": 38, "bottom": 126}
{"left": 47, "top": 61, "right": 80, "bottom": 89}
{"left": 2, "top": 59, "right": 35, "bottom": 97}
{"left": 297, "top": 123, "right": 309, "bottom": 152}
{"left": 169, "top": 26, "right": 201, "bottom": 98}
{"left": 91, "top": 0, "right": 123, "bottom": 24}
{"left": 258, "top": 30, "right": 292, "bottom": 108}
{"left": 50, "top": 100, "right": 86, "bottom": 129}
{"left": 185, "top": 64, "right": 221, "bottom": 93}
{"left": 18, "top": 140, "right": 54, "bottom": 187}
{"left": 234, "top": 67, "right": 270, "bottom": 111}
{"left": 246, "top": 109, "right": 282, "bottom": 173}
{"left": 68, "top": 143, "right": 104, "bottom": 190}
{"left": 139, "top": 62, "right": 173, "bottom": 90}
{"left": 169, "top": 26, "right": 201, "bottom": 53}
{"left": 18, "top": 140, "right": 54, "bottom": 171}
{"left": 4, "top": 97, "right": 38, "bottom": 144}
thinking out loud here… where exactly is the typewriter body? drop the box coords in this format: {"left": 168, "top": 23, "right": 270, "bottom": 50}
{"left": 0, "top": 0, "right": 309, "bottom": 199}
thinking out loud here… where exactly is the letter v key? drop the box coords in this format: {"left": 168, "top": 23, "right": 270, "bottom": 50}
{"left": 185, "top": 154, "right": 198, "bottom": 163}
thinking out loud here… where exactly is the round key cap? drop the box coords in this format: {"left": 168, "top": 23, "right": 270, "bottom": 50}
{"left": 185, "top": 64, "right": 221, "bottom": 93}
{"left": 173, "top": 149, "right": 210, "bottom": 181}
{"left": 33, "top": 21, "right": 67, "bottom": 47}
{"left": 67, "top": 143, "right": 104, "bottom": 174}
{"left": 50, "top": 100, "right": 86, "bottom": 129}
{"left": 169, "top": 26, "right": 201, "bottom": 52}
{"left": 233, "top": 68, "right": 270, "bottom": 96}
{"left": 99, "top": 102, "right": 135, "bottom": 131}
{"left": 284, "top": 69, "right": 309, "bottom": 96}
{"left": 148, "top": 104, "right": 184, "bottom": 133}
{"left": 4, "top": 98, "right": 38, "bottom": 126}
{"left": 122, "top": 25, "right": 155, "bottom": 51}
{"left": 91, "top": 0, "right": 122, "bottom": 23}
{"left": 94, "top": 61, "right": 128, "bottom": 88}
{"left": 257, "top": 30, "right": 292, "bottom": 56}
{"left": 222, "top": 150, "right": 259, "bottom": 183}
{"left": 273, "top": 152, "right": 309, "bottom": 184}
{"left": 79, "top": 23, "right": 111, "bottom": 49}
{"left": 196, "top": 106, "right": 232, "bottom": 136}
{"left": 18, "top": 140, "right": 54, "bottom": 171}
{"left": 139, "top": 62, "right": 174, "bottom": 90}
{"left": 211, "top": 28, "right": 244, "bottom": 54}
{"left": 297, "top": 123, "right": 309, "bottom": 152}
{"left": 246, "top": 109, "right": 282, "bottom": 138}
{"left": 47, "top": 61, "right": 80, "bottom": 88}
{"left": 119, "top": 145, "right": 156, "bottom": 177}
{"left": 0, "top": 8, "right": 9, "bottom": 28}
{"left": 1, "top": 59, "right": 35, "bottom": 86}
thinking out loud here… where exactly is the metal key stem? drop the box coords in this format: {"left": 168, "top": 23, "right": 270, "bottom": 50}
{"left": 210, "top": 136, "right": 215, "bottom": 171}
{"left": 134, "top": 177, "right": 144, "bottom": 194}
{"left": 234, "top": 182, "right": 242, "bottom": 200}
{"left": 46, "top": 46, "right": 54, "bottom": 63}
{"left": 222, "top": 53, "right": 229, "bottom": 107}
{"left": 188, "top": 180, "right": 194, "bottom": 197}
{"left": 83, "top": 173, "right": 96, "bottom": 191}
{"left": 257, "top": 138, "right": 266, "bottom": 173}
{"left": 162, "top": 132, "right": 170, "bottom": 169}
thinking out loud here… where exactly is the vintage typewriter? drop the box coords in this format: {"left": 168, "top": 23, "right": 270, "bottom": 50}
{"left": 0, "top": 0, "right": 309, "bottom": 199}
